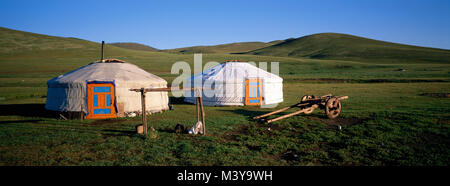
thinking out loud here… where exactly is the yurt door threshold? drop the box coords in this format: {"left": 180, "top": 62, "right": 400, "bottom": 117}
{"left": 86, "top": 82, "right": 117, "bottom": 119}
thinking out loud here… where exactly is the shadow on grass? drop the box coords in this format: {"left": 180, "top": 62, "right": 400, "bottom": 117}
{"left": 101, "top": 129, "right": 135, "bottom": 137}
{"left": 220, "top": 108, "right": 269, "bottom": 119}
{"left": 0, "top": 119, "right": 43, "bottom": 124}
{"left": 0, "top": 104, "right": 58, "bottom": 118}
{"left": 169, "top": 96, "right": 190, "bottom": 105}
{"left": 159, "top": 127, "right": 177, "bottom": 134}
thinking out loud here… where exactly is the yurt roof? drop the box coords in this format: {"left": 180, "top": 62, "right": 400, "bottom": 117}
{"left": 48, "top": 59, "right": 166, "bottom": 86}
{"left": 188, "top": 62, "right": 282, "bottom": 83}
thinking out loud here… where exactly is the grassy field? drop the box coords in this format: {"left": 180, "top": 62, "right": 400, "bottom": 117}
{"left": 0, "top": 27, "right": 449, "bottom": 166}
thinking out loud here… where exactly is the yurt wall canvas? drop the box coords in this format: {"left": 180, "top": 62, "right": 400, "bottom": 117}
{"left": 45, "top": 60, "right": 169, "bottom": 119}
{"left": 184, "top": 62, "right": 283, "bottom": 106}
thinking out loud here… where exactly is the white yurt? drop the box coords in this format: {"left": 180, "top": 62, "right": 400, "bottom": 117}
{"left": 45, "top": 59, "right": 169, "bottom": 119}
{"left": 184, "top": 61, "right": 283, "bottom": 106}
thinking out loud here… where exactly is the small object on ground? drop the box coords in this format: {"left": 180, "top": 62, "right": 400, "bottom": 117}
{"left": 188, "top": 121, "right": 203, "bottom": 135}
{"left": 59, "top": 114, "right": 68, "bottom": 120}
{"left": 253, "top": 94, "right": 349, "bottom": 124}
{"left": 136, "top": 124, "right": 144, "bottom": 134}
{"left": 174, "top": 124, "right": 185, "bottom": 133}
{"left": 337, "top": 125, "right": 342, "bottom": 131}
{"left": 128, "top": 112, "right": 137, "bottom": 117}
{"left": 169, "top": 104, "right": 174, "bottom": 110}
{"left": 149, "top": 130, "right": 158, "bottom": 139}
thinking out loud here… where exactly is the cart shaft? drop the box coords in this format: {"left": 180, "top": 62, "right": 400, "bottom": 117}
{"left": 267, "top": 105, "right": 318, "bottom": 123}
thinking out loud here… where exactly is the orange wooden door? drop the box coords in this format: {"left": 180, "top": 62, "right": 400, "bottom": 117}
{"left": 245, "top": 79, "right": 263, "bottom": 106}
{"left": 86, "top": 83, "right": 117, "bottom": 119}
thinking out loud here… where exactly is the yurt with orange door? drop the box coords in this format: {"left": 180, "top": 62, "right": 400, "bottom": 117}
{"left": 184, "top": 61, "right": 283, "bottom": 106}
{"left": 45, "top": 59, "right": 169, "bottom": 119}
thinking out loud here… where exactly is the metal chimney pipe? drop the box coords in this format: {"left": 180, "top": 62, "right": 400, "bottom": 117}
{"left": 101, "top": 41, "right": 105, "bottom": 61}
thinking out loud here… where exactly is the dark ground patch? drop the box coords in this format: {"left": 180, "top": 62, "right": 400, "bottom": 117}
{"left": 84, "top": 118, "right": 128, "bottom": 126}
{"left": 101, "top": 129, "right": 136, "bottom": 137}
{"left": 292, "top": 78, "right": 448, "bottom": 83}
{"left": 305, "top": 116, "right": 365, "bottom": 130}
{"left": 419, "top": 93, "right": 450, "bottom": 98}
{"left": 280, "top": 148, "right": 302, "bottom": 162}
{"left": 218, "top": 124, "right": 251, "bottom": 142}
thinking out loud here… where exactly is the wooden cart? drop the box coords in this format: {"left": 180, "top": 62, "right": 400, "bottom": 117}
{"left": 253, "top": 94, "right": 348, "bottom": 124}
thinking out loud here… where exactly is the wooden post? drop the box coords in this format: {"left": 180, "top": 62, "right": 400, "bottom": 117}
{"left": 196, "top": 89, "right": 206, "bottom": 135}
{"left": 196, "top": 97, "right": 200, "bottom": 123}
{"left": 140, "top": 88, "right": 147, "bottom": 136}
{"left": 101, "top": 41, "right": 105, "bottom": 61}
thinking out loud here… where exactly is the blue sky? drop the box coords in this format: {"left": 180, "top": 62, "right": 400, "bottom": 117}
{"left": 1, "top": 0, "right": 449, "bottom": 49}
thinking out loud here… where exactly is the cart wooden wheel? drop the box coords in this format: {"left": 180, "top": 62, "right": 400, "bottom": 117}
{"left": 303, "top": 106, "right": 315, "bottom": 114}
{"left": 325, "top": 98, "right": 341, "bottom": 119}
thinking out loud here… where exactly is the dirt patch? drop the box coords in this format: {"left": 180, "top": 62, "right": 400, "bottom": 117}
{"left": 280, "top": 149, "right": 301, "bottom": 162}
{"left": 219, "top": 125, "right": 250, "bottom": 142}
{"left": 419, "top": 93, "right": 450, "bottom": 98}
{"left": 306, "top": 116, "right": 365, "bottom": 130}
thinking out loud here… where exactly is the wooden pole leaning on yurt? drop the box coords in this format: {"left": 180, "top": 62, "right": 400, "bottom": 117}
{"left": 140, "top": 88, "right": 147, "bottom": 136}
{"left": 196, "top": 97, "right": 200, "bottom": 123}
{"left": 199, "top": 96, "right": 206, "bottom": 135}
{"left": 196, "top": 88, "right": 206, "bottom": 135}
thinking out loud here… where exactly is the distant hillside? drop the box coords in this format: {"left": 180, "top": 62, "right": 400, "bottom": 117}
{"left": 109, "top": 42, "right": 159, "bottom": 52}
{"left": 2, "top": 27, "right": 449, "bottom": 64}
{"left": 0, "top": 27, "right": 152, "bottom": 59}
{"left": 164, "top": 40, "right": 282, "bottom": 54}
{"left": 243, "top": 33, "right": 450, "bottom": 63}
{"left": 0, "top": 27, "right": 102, "bottom": 53}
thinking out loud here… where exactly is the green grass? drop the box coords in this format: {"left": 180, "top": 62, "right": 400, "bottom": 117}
{"left": 1, "top": 82, "right": 449, "bottom": 165}
{"left": 0, "top": 26, "right": 449, "bottom": 166}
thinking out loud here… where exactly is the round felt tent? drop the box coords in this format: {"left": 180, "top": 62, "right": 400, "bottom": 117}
{"left": 184, "top": 61, "right": 283, "bottom": 106}
{"left": 45, "top": 59, "right": 169, "bottom": 119}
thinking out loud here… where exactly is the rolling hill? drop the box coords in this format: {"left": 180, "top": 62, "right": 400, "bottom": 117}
{"left": 163, "top": 40, "right": 282, "bottom": 54}
{"left": 242, "top": 33, "right": 450, "bottom": 63}
{"left": 0, "top": 27, "right": 166, "bottom": 60}
{"left": 0, "top": 27, "right": 101, "bottom": 53}
{"left": 109, "top": 42, "right": 159, "bottom": 52}
{"left": 2, "top": 26, "right": 450, "bottom": 64}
